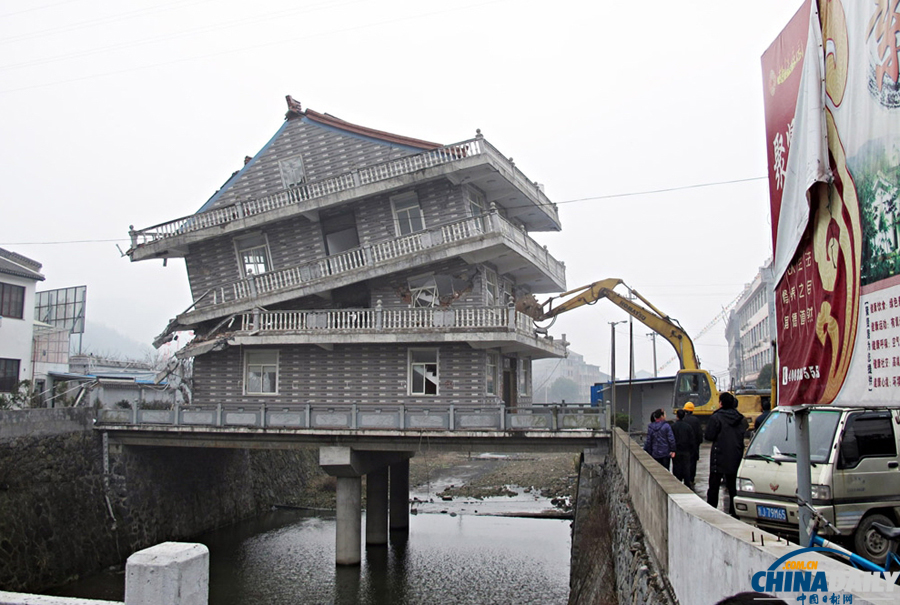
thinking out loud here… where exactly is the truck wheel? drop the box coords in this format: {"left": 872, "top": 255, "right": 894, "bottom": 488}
{"left": 853, "top": 513, "right": 897, "bottom": 565}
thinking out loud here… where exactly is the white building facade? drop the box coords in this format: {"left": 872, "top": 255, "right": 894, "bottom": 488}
{"left": 726, "top": 259, "right": 777, "bottom": 388}
{"left": 0, "top": 248, "right": 45, "bottom": 394}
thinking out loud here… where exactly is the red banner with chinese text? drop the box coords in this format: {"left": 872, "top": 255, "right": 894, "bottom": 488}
{"left": 766, "top": 0, "right": 900, "bottom": 407}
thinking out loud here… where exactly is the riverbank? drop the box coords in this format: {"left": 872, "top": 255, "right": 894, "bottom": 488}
{"left": 288, "top": 450, "right": 580, "bottom": 514}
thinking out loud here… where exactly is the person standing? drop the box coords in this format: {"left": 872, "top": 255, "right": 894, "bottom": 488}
{"left": 671, "top": 409, "right": 695, "bottom": 484}
{"left": 705, "top": 392, "right": 748, "bottom": 516}
{"left": 644, "top": 408, "right": 676, "bottom": 469}
{"left": 682, "top": 402, "right": 703, "bottom": 488}
{"left": 754, "top": 399, "right": 772, "bottom": 432}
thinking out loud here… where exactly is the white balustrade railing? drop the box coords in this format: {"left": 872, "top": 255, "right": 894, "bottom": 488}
{"left": 194, "top": 213, "right": 563, "bottom": 311}
{"left": 238, "top": 306, "right": 529, "bottom": 336}
{"left": 96, "top": 402, "right": 609, "bottom": 432}
{"left": 128, "top": 137, "right": 559, "bottom": 253}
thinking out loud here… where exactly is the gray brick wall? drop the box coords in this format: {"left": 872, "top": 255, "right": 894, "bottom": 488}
{"left": 206, "top": 118, "right": 423, "bottom": 211}
{"left": 192, "top": 343, "right": 498, "bottom": 406}
{"left": 184, "top": 181, "right": 476, "bottom": 305}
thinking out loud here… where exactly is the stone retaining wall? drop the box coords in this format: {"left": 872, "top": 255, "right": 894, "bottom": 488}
{"left": 0, "top": 409, "right": 319, "bottom": 592}
{"left": 570, "top": 429, "right": 899, "bottom": 605}
{"left": 569, "top": 449, "right": 675, "bottom": 605}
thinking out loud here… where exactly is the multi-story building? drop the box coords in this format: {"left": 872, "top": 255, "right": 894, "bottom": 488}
{"left": 0, "top": 247, "right": 45, "bottom": 395}
{"left": 127, "top": 96, "right": 566, "bottom": 415}
{"left": 726, "top": 259, "right": 777, "bottom": 388}
{"left": 533, "top": 350, "right": 606, "bottom": 403}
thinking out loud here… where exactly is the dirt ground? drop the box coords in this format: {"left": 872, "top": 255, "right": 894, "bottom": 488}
{"left": 290, "top": 451, "right": 580, "bottom": 511}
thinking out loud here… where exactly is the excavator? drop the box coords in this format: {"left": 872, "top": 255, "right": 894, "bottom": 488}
{"left": 525, "top": 278, "right": 764, "bottom": 423}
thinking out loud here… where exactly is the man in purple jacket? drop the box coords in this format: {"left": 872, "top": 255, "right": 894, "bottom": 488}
{"left": 643, "top": 408, "right": 676, "bottom": 469}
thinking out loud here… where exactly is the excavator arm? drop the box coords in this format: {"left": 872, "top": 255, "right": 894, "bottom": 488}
{"left": 534, "top": 278, "right": 701, "bottom": 371}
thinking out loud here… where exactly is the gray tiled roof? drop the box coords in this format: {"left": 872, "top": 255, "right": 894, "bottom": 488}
{"left": 0, "top": 247, "right": 45, "bottom": 281}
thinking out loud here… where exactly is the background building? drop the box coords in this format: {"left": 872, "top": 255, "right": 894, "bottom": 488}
{"left": 533, "top": 351, "right": 606, "bottom": 403}
{"left": 726, "top": 259, "right": 777, "bottom": 389}
{"left": 0, "top": 248, "right": 44, "bottom": 395}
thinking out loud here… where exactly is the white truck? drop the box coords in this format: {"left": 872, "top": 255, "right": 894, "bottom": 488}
{"left": 734, "top": 406, "right": 900, "bottom": 564}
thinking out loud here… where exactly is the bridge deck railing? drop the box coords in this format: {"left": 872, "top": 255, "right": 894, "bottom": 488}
{"left": 96, "top": 403, "right": 609, "bottom": 432}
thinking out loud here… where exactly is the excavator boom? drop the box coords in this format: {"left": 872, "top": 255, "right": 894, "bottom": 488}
{"left": 535, "top": 278, "right": 701, "bottom": 371}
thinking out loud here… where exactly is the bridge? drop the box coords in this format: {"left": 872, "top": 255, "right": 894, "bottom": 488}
{"left": 96, "top": 402, "right": 610, "bottom": 565}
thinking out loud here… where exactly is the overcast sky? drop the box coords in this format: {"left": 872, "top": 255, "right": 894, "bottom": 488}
{"left": 0, "top": 0, "right": 803, "bottom": 383}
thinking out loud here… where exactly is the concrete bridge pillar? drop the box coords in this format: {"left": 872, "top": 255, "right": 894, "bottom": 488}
{"left": 335, "top": 476, "right": 362, "bottom": 565}
{"left": 365, "top": 466, "right": 389, "bottom": 545}
{"left": 389, "top": 458, "right": 410, "bottom": 533}
{"left": 320, "top": 447, "right": 413, "bottom": 565}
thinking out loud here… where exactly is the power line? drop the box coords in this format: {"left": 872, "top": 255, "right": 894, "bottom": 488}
{"left": 0, "top": 174, "right": 769, "bottom": 246}
{"left": 557, "top": 176, "right": 767, "bottom": 204}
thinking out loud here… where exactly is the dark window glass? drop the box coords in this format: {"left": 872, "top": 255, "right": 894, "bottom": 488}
{"left": 0, "top": 282, "right": 25, "bottom": 319}
{"left": 840, "top": 413, "right": 896, "bottom": 468}
{"left": 0, "top": 358, "right": 21, "bottom": 392}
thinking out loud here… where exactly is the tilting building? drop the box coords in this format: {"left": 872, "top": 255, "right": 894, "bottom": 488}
{"left": 128, "top": 97, "right": 565, "bottom": 408}
{"left": 125, "top": 97, "right": 567, "bottom": 562}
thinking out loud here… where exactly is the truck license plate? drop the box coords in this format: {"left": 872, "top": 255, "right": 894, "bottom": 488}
{"left": 758, "top": 505, "right": 787, "bottom": 521}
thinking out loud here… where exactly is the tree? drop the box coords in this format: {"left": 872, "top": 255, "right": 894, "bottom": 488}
{"left": 549, "top": 377, "right": 580, "bottom": 403}
{"left": 756, "top": 363, "right": 774, "bottom": 389}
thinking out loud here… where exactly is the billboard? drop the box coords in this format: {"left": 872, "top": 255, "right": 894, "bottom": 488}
{"left": 34, "top": 285, "right": 86, "bottom": 334}
{"left": 764, "top": 1, "right": 900, "bottom": 406}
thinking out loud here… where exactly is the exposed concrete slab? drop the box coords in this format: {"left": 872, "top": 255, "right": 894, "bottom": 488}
{"left": 319, "top": 447, "right": 413, "bottom": 478}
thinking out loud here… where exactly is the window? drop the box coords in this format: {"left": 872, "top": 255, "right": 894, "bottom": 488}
{"left": 279, "top": 155, "right": 306, "bottom": 189}
{"left": 486, "top": 353, "right": 498, "bottom": 395}
{"left": 235, "top": 234, "right": 271, "bottom": 277}
{"left": 244, "top": 350, "right": 278, "bottom": 395}
{"left": 321, "top": 211, "right": 360, "bottom": 256}
{"left": 0, "top": 358, "right": 20, "bottom": 393}
{"left": 392, "top": 192, "right": 425, "bottom": 236}
{"left": 839, "top": 412, "right": 897, "bottom": 468}
{"left": 484, "top": 269, "right": 499, "bottom": 307}
{"left": 0, "top": 282, "right": 25, "bottom": 319}
{"left": 409, "top": 349, "right": 439, "bottom": 395}
{"left": 465, "top": 186, "right": 487, "bottom": 231}
{"left": 408, "top": 275, "right": 439, "bottom": 307}
{"left": 520, "top": 358, "right": 531, "bottom": 396}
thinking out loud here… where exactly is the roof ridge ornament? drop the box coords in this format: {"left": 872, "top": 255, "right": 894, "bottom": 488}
{"left": 285, "top": 95, "right": 303, "bottom": 119}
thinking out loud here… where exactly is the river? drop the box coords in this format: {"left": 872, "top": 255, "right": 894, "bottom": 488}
{"left": 49, "top": 476, "right": 573, "bottom": 604}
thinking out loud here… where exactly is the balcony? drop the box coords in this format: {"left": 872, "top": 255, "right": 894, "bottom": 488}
{"left": 128, "top": 136, "right": 561, "bottom": 261}
{"left": 175, "top": 210, "right": 566, "bottom": 327}
{"left": 180, "top": 305, "right": 567, "bottom": 360}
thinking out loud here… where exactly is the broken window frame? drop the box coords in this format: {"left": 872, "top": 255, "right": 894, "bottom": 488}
{"left": 391, "top": 192, "right": 425, "bottom": 236}
{"left": 408, "top": 274, "right": 439, "bottom": 308}
{"left": 278, "top": 155, "right": 306, "bottom": 189}
{"left": 244, "top": 349, "right": 278, "bottom": 395}
{"left": 409, "top": 348, "right": 439, "bottom": 396}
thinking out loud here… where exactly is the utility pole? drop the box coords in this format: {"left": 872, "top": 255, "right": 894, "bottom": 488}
{"left": 609, "top": 320, "right": 626, "bottom": 426}
{"left": 647, "top": 332, "right": 658, "bottom": 377}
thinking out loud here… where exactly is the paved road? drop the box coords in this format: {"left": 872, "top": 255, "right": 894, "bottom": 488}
{"left": 636, "top": 437, "right": 731, "bottom": 513}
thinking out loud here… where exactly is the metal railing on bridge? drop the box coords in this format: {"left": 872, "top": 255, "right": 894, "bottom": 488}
{"left": 96, "top": 402, "right": 610, "bottom": 432}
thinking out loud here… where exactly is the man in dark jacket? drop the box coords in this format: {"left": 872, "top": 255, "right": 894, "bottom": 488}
{"left": 682, "top": 402, "right": 703, "bottom": 488}
{"left": 671, "top": 409, "right": 695, "bottom": 485}
{"left": 705, "top": 392, "right": 748, "bottom": 516}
